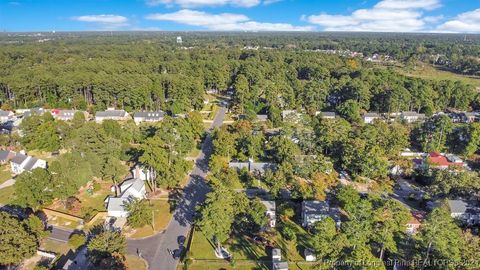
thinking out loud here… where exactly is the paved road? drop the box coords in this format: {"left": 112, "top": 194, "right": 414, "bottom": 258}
{"left": 131, "top": 106, "right": 227, "bottom": 270}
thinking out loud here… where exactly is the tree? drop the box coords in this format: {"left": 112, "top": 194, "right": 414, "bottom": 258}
{"left": 87, "top": 229, "right": 127, "bottom": 267}
{"left": 268, "top": 135, "right": 300, "bottom": 164}
{"left": 420, "top": 206, "right": 463, "bottom": 269}
{"left": 68, "top": 234, "right": 86, "bottom": 250}
{"left": 196, "top": 184, "right": 238, "bottom": 251}
{"left": 0, "top": 212, "right": 38, "bottom": 267}
{"left": 101, "top": 157, "right": 127, "bottom": 196}
{"left": 337, "top": 100, "right": 361, "bottom": 123}
{"left": 125, "top": 199, "right": 153, "bottom": 229}
{"left": 312, "top": 217, "right": 337, "bottom": 261}
{"left": 14, "top": 168, "right": 54, "bottom": 209}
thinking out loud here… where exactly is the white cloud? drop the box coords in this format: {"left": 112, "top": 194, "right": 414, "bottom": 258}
{"left": 146, "top": 0, "right": 261, "bottom": 8}
{"left": 305, "top": 0, "right": 441, "bottom": 32}
{"left": 72, "top": 14, "right": 129, "bottom": 30}
{"left": 436, "top": 9, "right": 480, "bottom": 33}
{"left": 146, "top": 9, "right": 313, "bottom": 31}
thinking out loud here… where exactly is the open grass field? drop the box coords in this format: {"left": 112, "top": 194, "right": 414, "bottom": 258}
{"left": 126, "top": 199, "right": 173, "bottom": 239}
{"left": 390, "top": 62, "right": 480, "bottom": 87}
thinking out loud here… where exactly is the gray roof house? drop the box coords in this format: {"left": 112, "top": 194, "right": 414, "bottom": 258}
{"left": 10, "top": 152, "right": 47, "bottom": 174}
{"left": 229, "top": 158, "right": 276, "bottom": 174}
{"left": 0, "top": 150, "right": 15, "bottom": 164}
{"left": 257, "top": 114, "right": 268, "bottom": 122}
{"left": 271, "top": 248, "right": 288, "bottom": 270}
{"left": 400, "top": 111, "right": 426, "bottom": 123}
{"left": 448, "top": 200, "right": 468, "bottom": 219}
{"left": 362, "top": 112, "right": 381, "bottom": 124}
{"left": 133, "top": 111, "right": 165, "bottom": 124}
{"left": 302, "top": 200, "right": 330, "bottom": 228}
{"left": 261, "top": 200, "right": 276, "bottom": 228}
{"left": 23, "top": 108, "right": 45, "bottom": 118}
{"left": 107, "top": 178, "right": 147, "bottom": 218}
{"left": 95, "top": 108, "right": 129, "bottom": 123}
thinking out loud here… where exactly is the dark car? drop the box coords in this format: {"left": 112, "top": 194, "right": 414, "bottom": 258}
{"left": 177, "top": 235, "right": 186, "bottom": 246}
{"left": 172, "top": 246, "right": 185, "bottom": 260}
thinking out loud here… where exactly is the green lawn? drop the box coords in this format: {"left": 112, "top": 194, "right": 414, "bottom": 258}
{"left": 0, "top": 165, "right": 12, "bottom": 185}
{"left": 0, "top": 185, "right": 15, "bottom": 205}
{"left": 41, "top": 239, "right": 70, "bottom": 255}
{"left": 126, "top": 255, "right": 148, "bottom": 270}
{"left": 126, "top": 199, "right": 173, "bottom": 238}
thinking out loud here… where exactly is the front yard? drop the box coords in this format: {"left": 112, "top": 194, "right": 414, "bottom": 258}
{"left": 0, "top": 165, "right": 12, "bottom": 185}
{"left": 125, "top": 199, "right": 173, "bottom": 239}
{"left": 0, "top": 185, "right": 15, "bottom": 204}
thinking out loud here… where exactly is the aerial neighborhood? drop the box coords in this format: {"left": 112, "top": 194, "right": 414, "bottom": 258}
{"left": 1, "top": 13, "right": 480, "bottom": 270}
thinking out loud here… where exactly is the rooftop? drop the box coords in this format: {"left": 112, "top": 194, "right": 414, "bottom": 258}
{"left": 302, "top": 200, "right": 329, "bottom": 215}
{"left": 448, "top": 200, "right": 468, "bottom": 214}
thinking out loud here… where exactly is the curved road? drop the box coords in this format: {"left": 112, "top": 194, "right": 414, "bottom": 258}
{"left": 128, "top": 106, "right": 227, "bottom": 270}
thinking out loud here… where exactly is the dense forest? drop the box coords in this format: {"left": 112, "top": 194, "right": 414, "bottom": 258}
{"left": 0, "top": 32, "right": 479, "bottom": 115}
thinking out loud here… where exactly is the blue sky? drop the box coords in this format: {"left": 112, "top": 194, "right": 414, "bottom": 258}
{"left": 0, "top": 0, "right": 479, "bottom": 32}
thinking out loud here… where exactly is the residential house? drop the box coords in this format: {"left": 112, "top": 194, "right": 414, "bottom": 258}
{"left": 95, "top": 108, "right": 129, "bottom": 123}
{"left": 0, "top": 110, "right": 14, "bottom": 123}
{"left": 461, "top": 112, "right": 476, "bottom": 123}
{"left": 271, "top": 248, "right": 288, "bottom": 270}
{"left": 23, "top": 108, "right": 45, "bottom": 118}
{"left": 315, "top": 111, "right": 336, "bottom": 119}
{"left": 400, "top": 111, "right": 426, "bottom": 123}
{"left": 256, "top": 114, "right": 268, "bottom": 122}
{"left": 448, "top": 200, "right": 468, "bottom": 220}
{"left": 261, "top": 200, "right": 276, "bottom": 228}
{"left": 132, "top": 165, "right": 151, "bottom": 181}
{"left": 107, "top": 178, "right": 147, "bottom": 218}
{"left": 301, "top": 200, "right": 330, "bottom": 228}
{"left": 133, "top": 111, "right": 165, "bottom": 125}
{"left": 229, "top": 158, "right": 276, "bottom": 174}
{"left": 362, "top": 113, "right": 381, "bottom": 124}
{"left": 413, "top": 152, "right": 464, "bottom": 170}
{"left": 406, "top": 211, "right": 425, "bottom": 234}
{"left": 281, "top": 110, "right": 298, "bottom": 119}
{"left": 52, "top": 109, "right": 87, "bottom": 121}
{"left": 304, "top": 248, "right": 316, "bottom": 262}
{"left": 0, "top": 150, "right": 15, "bottom": 165}
{"left": 10, "top": 152, "right": 47, "bottom": 174}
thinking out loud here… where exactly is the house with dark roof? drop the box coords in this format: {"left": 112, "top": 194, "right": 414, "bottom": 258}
{"left": 271, "top": 248, "right": 288, "bottom": 270}
{"left": 95, "top": 108, "right": 129, "bottom": 123}
{"left": 10, "top": 152, "right": 47, "bottom": 174}
{"left": 133, "top": 111, "right": 165, "bottom": 125}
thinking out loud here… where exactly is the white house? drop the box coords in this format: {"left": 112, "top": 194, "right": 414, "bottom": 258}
{"left": 10, "top": 152, "right": 47, "bottom": 175}
{"left": 107, "top": 178, "right": 147, "bottom": 218}
{"left": 54, "top": 110, "right": 87, "bottom": 121}
{"left": 362, "top": 113, "right": 381, "bottom": 124}
{"left": 261, "top": 200, "right": 276, "bottom": 228}
{"left": 229, "top": 158, "right": 276, "bottom": 174}
{"left": 133, "top": 111, "right": 165, "bottom": 125}
{"left": 132, "top": 165, "right": 151, "bottom": 181}
{"left": 315, "top": 111, "right": 336, "bottom": 119}
{"left": 400, "top": 111, "right": 426, "bottom": 123}
{"left": 23, "top": 108, "right": 45, "bottom": 118}
{"left": 0, "top": 110, "right": 14, "bottom": 123}
{"left": 304, "top": 248, "right": 316, "bottom": 262}
{"left": 95, "top": 108, "right": 129, "bottom": 123}
{"left": 301, "top": 200, "right": 330, "bottom": 228}
{"left": 272, "top": 248, "right": 288, "bottom": 270}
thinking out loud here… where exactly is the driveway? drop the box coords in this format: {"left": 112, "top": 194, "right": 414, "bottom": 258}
{"left": 0, "top": 178, "right": 15, "bottom": 190}
{"left": 128, "top": 106, "right": 227, "bottom": 270}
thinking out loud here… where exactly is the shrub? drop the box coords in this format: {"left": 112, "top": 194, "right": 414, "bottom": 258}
{"left": 68, "top": 234, "right": 86, "bottom": 250}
